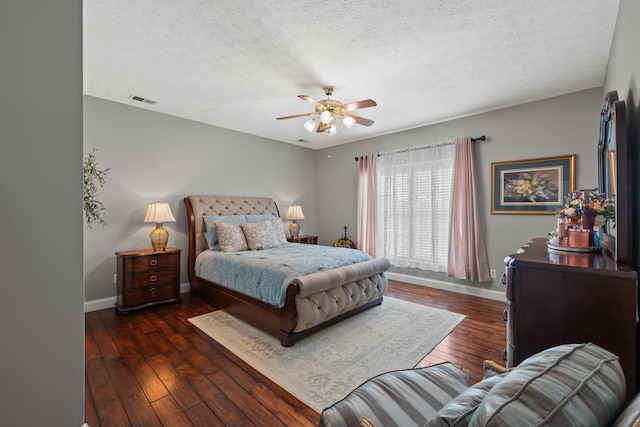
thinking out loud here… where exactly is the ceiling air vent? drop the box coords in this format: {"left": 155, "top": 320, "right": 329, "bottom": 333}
{"left": 128, "top": 94, "right": 157, "bottom": 105}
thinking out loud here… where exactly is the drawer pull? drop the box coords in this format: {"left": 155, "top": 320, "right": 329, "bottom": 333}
{"left": 149, "top": 275, "right": 157, "bottom": 282}
{"left": 150, "top": 259, "right": 158, "bottom": 267}
{"left": 503, "top": 349, "right": 508, "bottom": 361}
{"left": 503, "top": 309, "right": 508, "bottom": 322}
{"left": 149, "top": 287, "right": 156, "bottom": 296}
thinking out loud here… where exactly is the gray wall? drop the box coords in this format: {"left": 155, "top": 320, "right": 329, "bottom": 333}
{"left": 83, "top": 96, "right": 317, "bottom": 301}
{"left": 315, "top": 88, "right": 604, "bottom": 293}
{"left": 85, "top": 89, "right": 608, "bottom": 300}
{"left": 603, "top": 0, "right": 640, "bottom": 271}
{"left": 0, "top": 0, "right": 84, "bottom": 425}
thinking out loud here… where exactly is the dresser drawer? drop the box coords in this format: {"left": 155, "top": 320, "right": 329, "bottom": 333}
{"left": 122, "top": 283, "right": 180, "bottom": 308}
{"left": 121, "top": 252, "right": 179, "bottom": 274}
{"left": 505, "top": 342, "right": 516, "bottom": 367}
{"left": 504, "top": 266, "right": 514, "bottom": 301}
{"left": 505, "top": 302, "right": 515, "bottom": 339}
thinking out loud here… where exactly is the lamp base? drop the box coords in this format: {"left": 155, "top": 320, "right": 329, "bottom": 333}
{"left": 289, "top": 220, "right": 300, "bottom": 239}
{"left": 150, "top": 223, "right": 169, "bottom": 251}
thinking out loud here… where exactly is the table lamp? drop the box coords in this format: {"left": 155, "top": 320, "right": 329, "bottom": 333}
{"left": 285, "top": 205, "right": 305, "bottom": 239}
{"left": 143, "top": 201, "right": 176, "bottom": 251}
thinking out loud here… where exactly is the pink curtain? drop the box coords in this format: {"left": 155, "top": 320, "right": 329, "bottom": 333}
{"left": 447, "top": 138, "right": 491, "bottom": 282}
{"left": 357, "top": 153, "right": 377, "bottom": 256}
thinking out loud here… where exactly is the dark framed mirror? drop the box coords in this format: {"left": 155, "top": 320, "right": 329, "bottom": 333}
{"left": 597, "top": 90, "right": 628, "bottom": 263}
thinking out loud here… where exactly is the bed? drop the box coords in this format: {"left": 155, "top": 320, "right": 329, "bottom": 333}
{"left": 184, "top": 195, "right": 390, "bottom": 346}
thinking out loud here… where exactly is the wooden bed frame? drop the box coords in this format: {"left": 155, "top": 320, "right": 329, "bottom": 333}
{"left": 184, "top": 195, "right": 390, "bottom": 346}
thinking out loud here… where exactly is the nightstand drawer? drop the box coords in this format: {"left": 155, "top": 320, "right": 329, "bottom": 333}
{"left": 286, "top": 235, "right": 318, "bottom": 244}
{"left": 123, "top": 283, "right": 180, "bottom": 308}
{"left": 122, "top": 252, "right": 179, "bottom": 274}
{"left": 124, "top": 270, "right": 179, "bottom": 290}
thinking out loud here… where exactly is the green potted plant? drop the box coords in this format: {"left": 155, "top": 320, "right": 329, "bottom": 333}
{"left": 83, "top": 148, "right": 109, "bottom": 228}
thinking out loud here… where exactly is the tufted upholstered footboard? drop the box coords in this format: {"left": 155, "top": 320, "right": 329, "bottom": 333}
{"left": 288, "top": 257, "right": 390, "bottom": 333}
{"left": 184, "top": 195, "right": 390, "bottom": 346}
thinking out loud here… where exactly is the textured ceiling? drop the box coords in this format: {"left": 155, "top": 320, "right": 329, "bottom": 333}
{"left": 83, "top": 0, "right": 620, "bottom": 150}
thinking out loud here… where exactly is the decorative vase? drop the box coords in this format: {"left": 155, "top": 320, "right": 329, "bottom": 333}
{"left": 581, "top": 208, "right": 596, "bottom": 247}
{"left": 568, "top": 228, "right": 590, "bottom": 248}
{"left": 557, "top": 217, "right": 568, "bottom": 246}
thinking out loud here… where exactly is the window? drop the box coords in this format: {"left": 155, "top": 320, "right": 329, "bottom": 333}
{"left": 376, "top": 142, "right": 455, "bottom": 271}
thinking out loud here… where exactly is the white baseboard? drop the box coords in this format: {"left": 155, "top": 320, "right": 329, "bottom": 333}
{"left": 84, "top": 282, "right": 191, "bottom": 313}
{"left": 387, "top": 272, "right": 506, "bottom": 302}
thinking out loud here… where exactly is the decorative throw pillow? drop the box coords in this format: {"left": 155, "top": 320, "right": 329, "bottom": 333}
{"left": 469, "top": 343, "right": 626, "bottom": 427}
{"left": 241, "top": 220, "right": 281, "bottom": 250}
{"left": 244, "top": 215, "right": 288, "bottom": 245}
{"left": 271, "top": 218, "right": 288, "bottom": 245}
{"left": 214, "top": 221, "right": 249, "bottom": 252}
{"left": 425, "top": 374, "right": 504, "bottom": 427}
{"left": 203, "top": 215, "right": 246, "bottom": 249}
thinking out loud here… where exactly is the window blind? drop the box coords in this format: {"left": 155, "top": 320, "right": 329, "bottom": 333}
{"left": 376, "top": 142, "right": 455, "bottom": 271}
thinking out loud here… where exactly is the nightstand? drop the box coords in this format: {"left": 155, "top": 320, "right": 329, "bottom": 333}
{"left": 115, "top": 247, "right": 181, "bottom": 313}
{"left": 287, "top": 235, "right": 318, "bottom": 245}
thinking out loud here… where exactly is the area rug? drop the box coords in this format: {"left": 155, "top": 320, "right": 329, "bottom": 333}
{"left": 188, "top": 297, "right": 465, "bottom": 412}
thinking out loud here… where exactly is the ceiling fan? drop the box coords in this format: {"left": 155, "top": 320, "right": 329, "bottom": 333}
{"left": 276, "top": 86, "right": 377, "bottom": 135}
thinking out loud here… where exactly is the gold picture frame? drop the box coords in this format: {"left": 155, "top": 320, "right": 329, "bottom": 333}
{"left": 491, "top": 154, "right": 576, "bottom": 214}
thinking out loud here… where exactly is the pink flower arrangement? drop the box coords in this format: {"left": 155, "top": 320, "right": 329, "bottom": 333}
{"left": 556, "top": 189, "right": 615, "bottom": 227}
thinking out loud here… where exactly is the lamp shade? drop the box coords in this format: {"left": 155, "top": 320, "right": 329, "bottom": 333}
{"left": 285, "top": 205, "right": 305, "bottom": 220}
{"left": 143, "top": 202, "right": 176, "bottom": 224}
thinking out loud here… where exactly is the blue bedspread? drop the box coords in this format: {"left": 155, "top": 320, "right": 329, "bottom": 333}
{"left": 195, "top": 243, "right": 373, "bottom": 307}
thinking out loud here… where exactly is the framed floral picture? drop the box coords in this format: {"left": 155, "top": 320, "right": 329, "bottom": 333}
{"left": 491, "top": 154, "right": 576, "bottom": 214}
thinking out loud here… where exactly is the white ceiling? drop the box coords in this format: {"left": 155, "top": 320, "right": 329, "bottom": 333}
{"left": 83, "top": 0, "right": 620, "bottom": 150}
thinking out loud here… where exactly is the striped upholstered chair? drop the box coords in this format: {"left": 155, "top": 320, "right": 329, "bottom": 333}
{"left": 319, "top": 342, "right": 632, "bottom": 427}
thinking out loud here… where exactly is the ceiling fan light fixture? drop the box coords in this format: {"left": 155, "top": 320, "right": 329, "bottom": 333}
{"left": 342, "top": 115, "right": 356, "bottom": 129}
{"left": 320, "top": 110, "right": 333, "bottom": 124}
{"left": 303, "top": 118, "right": 316, "bottom": 132}
{"left": 277, "top": 86, "right": 376, "bottom": 137}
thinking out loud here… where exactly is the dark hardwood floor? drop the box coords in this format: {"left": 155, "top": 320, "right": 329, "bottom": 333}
{"left": 85, "top": 280, "right": 506, "bottom": 426}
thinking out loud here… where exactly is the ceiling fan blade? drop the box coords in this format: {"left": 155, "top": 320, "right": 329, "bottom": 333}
{"left": 298, "top": 95, "right": 323, "bottom": 108}
{"left": 342, "top": 99, "right": 377, "bottom": 112}
{"left": 276, "top": 112, "right": 315, "bottom": 120}
{"left": 348, "top": 114, "right": 375, "bottom": 127}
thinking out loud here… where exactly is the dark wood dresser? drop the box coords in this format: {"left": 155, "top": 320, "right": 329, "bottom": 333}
{"left": 115, "top": 247, "right": 181, "bottom": 313}
{"left": 504, "top": 237, "right": 637, "bottom": 401}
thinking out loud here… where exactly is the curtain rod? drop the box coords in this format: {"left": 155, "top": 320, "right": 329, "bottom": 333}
{"left": 355, "top": 135, "right": 486, "bottom": 161}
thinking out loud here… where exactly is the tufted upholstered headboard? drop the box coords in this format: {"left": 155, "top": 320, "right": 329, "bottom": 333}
{"left": 183, "top": 195, "right": 281, "bottom": 272}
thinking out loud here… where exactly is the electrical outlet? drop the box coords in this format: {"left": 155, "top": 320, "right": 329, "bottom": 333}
{"left": 113, "top": 273, "right": 117, "bottom": 284}
{"left": 490, "top": 269, "right": 497, "bottom": 279}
